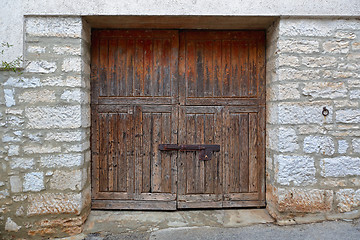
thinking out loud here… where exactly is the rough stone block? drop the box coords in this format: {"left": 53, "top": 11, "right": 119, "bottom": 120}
{"left": 348, "top": 79, "right": 360, "bottom": 88}
{"left": 19, "top": 89, "right": 56, "bottom": 103}
{"left": 53, "top": 45, "right": 81, "bottom": 55}
{"left": 335, "top": 31, "right": 356, "bottom": 39}
{"left": 10, "top": 176, "right": 22, "bottom": 193}
{"left": 278, "top": 55, "right": 300, "bottom": 67}
{"left": 27, "top": 46, "right": 46, "bottom": 53}
{"left": 275, "top": 155, "right": 316, "bottom": 186}
{"left": 302, "top": 56, "right": 337, "bottom": 68}
{"left": 278, "top": 103, "right": 332, "bottom": 124}
{"left": 352, "top": 42, "right": 360, "bottom": 50}
{"left": 5, "top": 217, "right": 21, "bottom": 232}
{"left": 10, "top": 158, "right": 34, "bottom": 169}
{"left": 278, "top": 39, "right": 319, "bottom": 54}
{"left": 26, "top": 17, "right": 82, "bottom": 38}
{"left": 27, "top": 192, "right": 82, "bottom": 216}
{"left": 23, "top": 172, "right": 44, "bottom": 192}
{"left": 278, "top": 68, "right": 321, "bottom": 81}
{"left": 40, "top": 153, "right": 83, "bottom": 168}
{"left": 278, "top": 188, "right": 333, "bottom": 213}
{"left": 321, "top": 156, "right": 360, "bottom": 177}
{"left": 23, "top": 144, "right": 61, "bottom": 154}
{"left": 323, "top": 40, "right": 349, "bottom": 54}
{"left": 350, "top": 89, "right": 360, "bottom": 99}
{"left": 45, "top": 130, "right": 84, "bottom": 142}
{"left": 8, "top": 145, "right": 19, "bottom": 156}
{"left": 60, "top": 89, "right": 89, "bottom": 104}
{"left": 338, "top": 140, "right": 349, "bottom": 154}
{"left": 26, "top": 106, "right": 82, "bottom": 129}
{"left": 4, "top": 89, "right": 15, "bottom": 107}
{"left": 0, "top": 189, "right": 9, "bottom": 199}
{"left": 336, "top": 189, "right": 360, "bottom": 212}
{"left": 269, "top": 83, "right": 300, "bottom": 100}
{"left": 26, "top": 61, "right": 57, "bottom": 73}
{"left": 353, "top": 139, "right": 360, "bottom": 153}
{"left": 303, "top": 135, "right": 335, "bottom": 155}
{"left": 336, "top": 109, "right": 360, "bottom": 123}
{"left": 268, "top": 127, "right": 299, "bottom": 152}
{"left": 4, "top": 77, "right": 41, "bottom": 88}
{"left": 62, "top": 57, "right": 82, "bottom": 72}
{"left": 50, "top": 170, "right": 83, "bottom": 191}
{"left": 302, "top": 82, "right": 347, "bottom": 99}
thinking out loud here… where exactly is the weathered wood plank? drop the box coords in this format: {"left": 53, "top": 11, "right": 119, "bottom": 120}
{"left": 239, "top": 113, "right": 249, "bottom": 193}
{"left": 249, "top": 112, "right": 258, "bottom": 192}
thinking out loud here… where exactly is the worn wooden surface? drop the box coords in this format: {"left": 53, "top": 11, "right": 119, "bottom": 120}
{"left": 91, "top": 30, "right": 265, "bottom": 209}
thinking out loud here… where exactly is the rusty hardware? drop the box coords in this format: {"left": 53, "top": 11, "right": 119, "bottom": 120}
{"left": 159, "top": 144, "right": 220, "bottom": 161}
{"left": 322, "top": 107, "right": 329, "bottom": 117}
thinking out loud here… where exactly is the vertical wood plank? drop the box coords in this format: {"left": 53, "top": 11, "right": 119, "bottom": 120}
{"left": 223, "top": 107, "right": 230, "bottom": 196}
{"left": 179, "top": 33, "right": 186, "bottom": 105}
{"left": 239, "top": 113, "right": 249, "bottom": 192}
{"left": 162, "top": 39, "right": 171, "bottom": 97}
{"left": 230, "top": 114, "right": 240, "bottom": 193}
{"left": 195, "top": 114, "right": 205, "bottom": 193}
{"left": 249, "top": 112, "right": 258, "bottom": 192}
{"left": 240, "top": 42, "right": 249, "bottom": 97}
{"left": 249, "top": 42, "right": 257, "bottom": 97}
{"left": 170, "top": 32, "right": 179, "bottom": 105}
{"left": 118, "top": 38, "right": 127, "bottom": 96}
{"left": 213, "top": 40, "right": 222, "bottom": 97}
{"left": 91, "top": 35, "right": 100, "bottom": 104}
{"left": 135, "top": 39, "right": 144, "bottom": 96}
{"left": 142, "top": 113, "right": 151, "bottom": 193}
{"left": 204, "top": 41, "right": 213, "bottom": 97}
{"left": 143, "top": 39, "right": 153, "bottom": 97}
{"left": 195, "top": 41, "right": 204, "bottom": 98}
{"left": 108, "top": 39, "right": 118, "bottom": 96}
{"left": 117, "top": 113, "right": 127, "bottom": 192}
{"left": 258, "top": 106, "right": 266, "bottom": 201}
{"left": 171, "top": 105, "right": 179, "bottom": 194}
{"left": 152, "top": 113, "right": 162, "bottom": 192}
{"left": 99, "top": 38, "right": 108, "bottom": 97}
{"left": 126, "top": 109, "right": 135, "bottom": 198}
{"left": 231, "top": 40, "right": 240, "bottom": 97}
{"left": 99, "top": 114, "right": 109, "bottom": 191}
{"left": 178, "top": 107, "right": 187, "bottom": 196}
{"left": 107, "top": 114, "right": 115, "bottom": 191}
{"left": 153, "top": 39, "right": 162, "bottom": 96}
{"left": 91, "top": 106, "right": 100, "bottom": 195}
{"left": 161, "top": 113, "right": 172, "bottom": 192}
{"left": 186, "top": 114, "right": 196, "bottom": 194}
{"left": 187, "top": 40, "right": 196, "bottom": 98}
{"left": 134, "top": 106, "right": 143, "bottom": 199}
{"left": 222, "top": 40, "right": 231, "bottom": 96}
{"left": 204, "top": 114, "right": 214, "bottom": 194}
{"left": 126, "top": 38, "right": 135, "bottom": 96}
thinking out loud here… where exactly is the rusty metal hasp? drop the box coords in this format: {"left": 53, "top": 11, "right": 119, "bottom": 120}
{"left": 159, "top": 144, "right": 220, "bottom": 161}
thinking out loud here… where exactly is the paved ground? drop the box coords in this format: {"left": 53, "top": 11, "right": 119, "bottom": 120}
{"left": 58, "top": 210, "right": 360, "bottom": 240}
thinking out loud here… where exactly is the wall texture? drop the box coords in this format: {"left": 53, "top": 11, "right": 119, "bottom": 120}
{"left": 0, "top": 17, "right": 91, "bottom": 238}
{"left": 266, "top": 18, "right": 360, "bottom": 223}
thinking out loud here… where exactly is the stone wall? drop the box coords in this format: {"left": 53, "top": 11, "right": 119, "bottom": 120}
{"left": 0, "top": 17, "right": 91, "bottom": 238}
{"left": 1, "top": 15, "right": 360, "bottom": 238}
{"left": 266, "top": 18, "right": 360, "bottom": 223}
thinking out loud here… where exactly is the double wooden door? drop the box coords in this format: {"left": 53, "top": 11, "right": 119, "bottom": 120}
{"left": 91, "top": 30, "right": 265, "bottom": 210}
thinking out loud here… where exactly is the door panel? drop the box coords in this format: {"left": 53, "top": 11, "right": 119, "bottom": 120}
{"left": 91, "top": 29, "right": 265, "bottom": 210}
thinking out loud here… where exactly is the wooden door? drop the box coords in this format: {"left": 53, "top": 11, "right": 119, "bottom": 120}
{"left": 177, "top": 31, "right": 265, "bottom": 208}
{"left": 91, "top": 30, "right": 179, "bottom": 209}
{"left": 91, "top": 30, "right": 265, "bottom": 210}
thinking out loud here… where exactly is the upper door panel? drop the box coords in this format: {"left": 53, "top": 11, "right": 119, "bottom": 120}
{"left": 179, "top": 31, "right": 265, "bottom": 106}
{"left": 91, "top": 30, "right": 179, "bottom": 105}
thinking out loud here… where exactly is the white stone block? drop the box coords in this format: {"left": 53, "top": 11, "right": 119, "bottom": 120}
{"left": 26, "top": 17, "right": 82, "bottom": 38}
{"left": 278, "top": 68, "right": 322, "bottom": 81}
{"left": 53, "top": 45, "right": 81, "bottom": 55}
{"left": 278, "top": 103, "right": 332, "bottom": 124}
{"left": 26, "top": 60, "right": 57, "bottom": 73}
{"left": 5, "top": 217, "right": 21, "bottom": 232}
{"left": 335, "top": 31, "right": 356, "bottom": 39}
{"left": 323, "top": 40, "right": 349, "bottom": 54}
{"left": 23, "top": 144, "right": 61, "bottom": 154}
{"left": 336, "top": 109, "right": 360, "bottom": 123}
{"left": 27, "top": 46, "right": 46, "bottom": 53}
{"left": 321, "top": 156, "right": 360, "bottom": 177}
{"left": 50, "top": 170, "right": 83, "bottom": 191}
{"left": 60, "top": 89, "right": 88, "bottom": 103}
{"left": 23, "top": 172, "right": 44, "bottom": 192}
{"left": 62, "top": 57, "right": 82, "bottom": 72}
{"left": 277, "top": 55, "right": 300, "bottom": 67}
{"left": 278, "top": 39, "right": 319, "bottom": 54}
{"left": 10, "top": 158, "right": 34, "bottom": 169}
{"left": 8, "top": 145, "right": 19, "bottom": 156}
{"left": 350, "top": 89, "right": 360, "bottom": 99}
{"left": 338, "top": 140, "right": 349, "bottom": 154}
{"left": 0, "top": 189, "right": 9, "bottom": 199}
{"left": 302, "top": 82, "right": 347, "bottom": 99}
{"left": 45, "top": 130, "right": 84, "bottom": 142}
{"left": 26, "top": 106, "right": 82, "bottom": 129}
{"left": 353, "top": 139, "right": 360, "bottom": 153}
{"left": 275, "top": 155, "right": 316, "bottom": 186}
{"left": 10, "top": 176, "right": 22, "bottom": 193}
{"left": 19, "top": 89, "right": 56, "bottom": 103}
{"left": 4, "top": 77, "right": 41, "bottom": 88}
{"left": 336, "top": 189, "right": 360, "bottom": 212}
{"left": 302, "top": 56, "right": 337, "bottom": 68}
{"left": 40, "top": 153, "right": 83, "bottom": 168}
{"left": 303, "top": 135, "right": 335, "bottom": 155}
{"left": 4, "top": 89, "right": 15, "bottom": 107}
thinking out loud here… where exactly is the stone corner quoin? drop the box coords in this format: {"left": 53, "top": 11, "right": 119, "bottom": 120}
{"left": 0, "top": 14, "right": 360, "bottom": 239}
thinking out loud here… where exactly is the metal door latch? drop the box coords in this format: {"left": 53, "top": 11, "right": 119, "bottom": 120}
{"left": 159, "top": 144, "right": 220, "bottom": 161}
